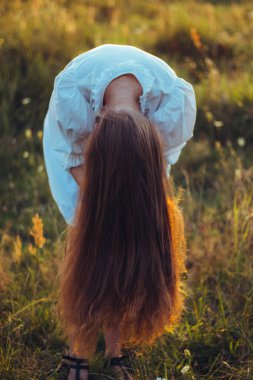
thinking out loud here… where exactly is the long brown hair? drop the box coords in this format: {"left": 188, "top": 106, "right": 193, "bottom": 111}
{"left": 56, "top": 107, "right": 187, "bottom": 358}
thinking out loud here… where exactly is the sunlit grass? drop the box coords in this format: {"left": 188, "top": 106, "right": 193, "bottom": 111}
{"left": 0, "top": 139, "right": 252, "bottom": 379}
{"left": 0, "top": 0, "right": 253, "bottom": 378}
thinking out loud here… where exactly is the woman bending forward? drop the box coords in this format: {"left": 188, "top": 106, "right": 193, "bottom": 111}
{"left": 43, "top": 43, "right": 197, "bottom": 380}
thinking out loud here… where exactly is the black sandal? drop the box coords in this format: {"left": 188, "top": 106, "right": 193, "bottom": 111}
{"left": 61, "top": 353, "right": 90, "bottom": 380}
{"left": 103, "top": 354, "right": 134, "bottom": 379}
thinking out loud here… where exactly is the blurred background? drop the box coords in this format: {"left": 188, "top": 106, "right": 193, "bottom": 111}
{"left": 0, "top": 0, "right": 252, "bottom": 379}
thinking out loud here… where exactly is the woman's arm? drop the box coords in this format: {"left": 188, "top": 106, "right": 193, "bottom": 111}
{"left": 70, "top": 165, "right": 83, "bottom": 187}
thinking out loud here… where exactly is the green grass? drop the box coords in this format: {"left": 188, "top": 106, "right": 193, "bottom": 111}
{"left": 0, "top": 0, "right": 253, "bottom": 379}
{"left": 1, "top": 140, "right": 252, "bottom": 379}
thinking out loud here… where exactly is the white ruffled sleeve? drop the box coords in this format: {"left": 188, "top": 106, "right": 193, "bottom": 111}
{"left": 51, "top": 65, "right": 95, "bottom": 171}
{"left": 148, "top": 76, "right": 197, "bottom": 172}
{"left": 43, "top": 66, "right": 95, "bottom": 225}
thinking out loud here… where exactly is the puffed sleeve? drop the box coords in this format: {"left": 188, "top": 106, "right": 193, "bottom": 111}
{"left": 148, "top": 76, "right": 197, "bottom": 172}
{"left": 42, "top": 65, "right": 95, "bottom": 226}
{"left": 50, "top": 65, "right": 95, "bottom": 171}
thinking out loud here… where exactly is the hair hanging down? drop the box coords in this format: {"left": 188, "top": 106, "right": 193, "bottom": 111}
{"left": 56, "top": 107, "right": 187, "bottom": 358}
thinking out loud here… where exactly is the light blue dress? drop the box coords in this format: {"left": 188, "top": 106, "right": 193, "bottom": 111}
{"left": 43, "top": 44, "right": 197, "bottom": 225}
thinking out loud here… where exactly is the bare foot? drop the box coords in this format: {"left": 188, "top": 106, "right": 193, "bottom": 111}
{"left": 104, "top": 353, "right": 134, "bottom": 380}
{"left": 64, "top": 354, "right": 89, "bottom": 380}
{"left": 67, "top": 367, "right": 89, "bottom": 380}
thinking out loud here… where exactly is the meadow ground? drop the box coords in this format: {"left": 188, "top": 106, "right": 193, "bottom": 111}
{"left": 0, "top": 1, "right": 252, "bottom": 379}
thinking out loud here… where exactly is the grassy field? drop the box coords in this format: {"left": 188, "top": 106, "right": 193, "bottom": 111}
{"left": 0, "top": 0, "right": 252, "bottom": 379}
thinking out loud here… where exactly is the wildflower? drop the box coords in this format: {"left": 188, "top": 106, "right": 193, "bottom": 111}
{"left": 215, "top": 141, "right": 222, "bottom": 151}
{"left": 184, "top": 349, "right": 191, "bottom": 358}
{"left": 205, "top": 110, "right": 213, "bottom": 122}
{"left": 213, "top": 120, "right": 224, "bottom": 128}
{"left": 13, "top": 235, "right": 22, "bottom": 264}
{"left": 190, "top": 27, "right": 203, "bottom": 50}
{"left": 235, "top": 168, "right": 242, "bottom": 181}
{"left": 37, "top": 165, "right": 44, "bottom": 173}
{"left": 181, "top": 365, "right": 191, "bottom": 374}
{"left": 37, "top": 130, "right": 43, "bottom": 139}
{"left": 30, "top": 213, "right": 46, "bottom": 248}
{"left": 21, "top": 97, "right": 31, "bottom": 105}
{"left": 25, "top": 129, "right": 32, "bottom": 139}
{"left": 28, "top": 243, "right": 37, "bottom": 256}
{"left": 237, "top": 137, "right": 245, "bottom": 147}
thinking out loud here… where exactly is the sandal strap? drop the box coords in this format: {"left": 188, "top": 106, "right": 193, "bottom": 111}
{"left": 109, "top": 354, "right": 130, "bottom": 367}
{"left": 62, "top": 352, "right": 90, "bottom": 380}
{"left": 62, "top": 353, "right": 88, "bottom": 364}
{"left": 62, "top": 362, "right": 89, "bottom": 370}
{"left": 107, "top": 354, "right": 133, "bottom": 380}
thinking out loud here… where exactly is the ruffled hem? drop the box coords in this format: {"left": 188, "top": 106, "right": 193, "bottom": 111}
{"left": 90, "top": 59, "right": 155, "bottom": 116}
{"left": 62, "top": 152, "right": 85, "bottom": 171}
